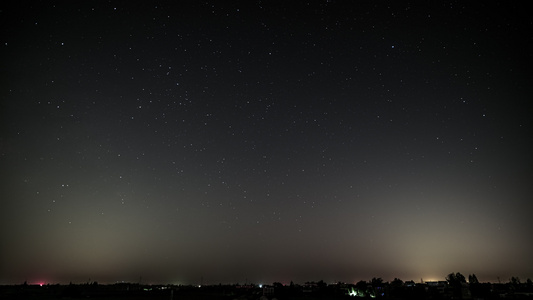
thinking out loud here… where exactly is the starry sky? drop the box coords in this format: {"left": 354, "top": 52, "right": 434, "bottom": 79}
{"left": 1, "top": 1, "right": 532, "bottom": 286}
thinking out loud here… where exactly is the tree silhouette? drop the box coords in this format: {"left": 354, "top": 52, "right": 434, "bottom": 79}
{"left": 468, "top": 274, "right": 481, "bottom": 297}
{"left": 389, "top": 278, "right": 404, "bottom": 298}
{"left": 468, "top": 274, "right": 479, "bottom": 284}
{"left": 510, "top": 276, "right": 521, "bottom": 286}
{"left": 391, "top": 277, "right": 403, "bottom": 289}
{"left": 355, "top": 280, "right": 369, "bottom": 297}
{"left": 370, "top": 277, "right": 384, "bottom": 298}
{"left": 371, "top": 277, "right": 383, "bottom": 287}
{"left": 446, "top": 272, "right": 467, "bottom": 299}
{"left": 446, "top": 272, "right": 466, "bottom": 286}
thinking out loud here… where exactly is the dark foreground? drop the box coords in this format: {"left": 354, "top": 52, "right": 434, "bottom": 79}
{"left": 2, "top": 281, "right": 533, "bottom": 300}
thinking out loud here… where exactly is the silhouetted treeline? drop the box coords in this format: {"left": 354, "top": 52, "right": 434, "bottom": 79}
{"left": 2, "top": 273, "right": 533, "bottom": 299}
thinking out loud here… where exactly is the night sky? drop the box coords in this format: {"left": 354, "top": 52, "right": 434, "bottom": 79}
{"left": 1, "top": 1, "right": 532, "bottom": 286}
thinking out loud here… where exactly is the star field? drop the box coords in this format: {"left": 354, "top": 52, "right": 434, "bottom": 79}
{"left": 1, "top": 1, "right": 532, "bottom": 285}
